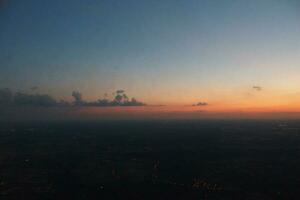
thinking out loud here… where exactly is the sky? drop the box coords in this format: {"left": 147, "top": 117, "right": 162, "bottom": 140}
{"left": 1, "top": 0, "right": 300, "bottom": 120}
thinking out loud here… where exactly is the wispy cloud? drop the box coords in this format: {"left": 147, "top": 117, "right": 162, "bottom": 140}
{"left": 253, "top": 86, "right": 262, "bottom": 91}
{"left": 192, "top": 102, "right": 208, "bottom": 106}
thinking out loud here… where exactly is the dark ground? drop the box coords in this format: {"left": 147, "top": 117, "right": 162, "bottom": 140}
{"left": 0, "top": 119, "right": 300, "bottom": 199}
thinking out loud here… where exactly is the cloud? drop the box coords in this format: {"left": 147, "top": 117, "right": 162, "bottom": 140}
{"left": 72, "top": 91, "right": 83, "bottom": 105}
{"left": 0, "top": 88, "right": 59, "bottom": 107}
{"left": 253, "top": 86, "right": 262, "bottom": 91}
{"left": 0, "top": 88, "right": 61, "bottom": 107}
{"left": 31, "top": 86, "right": 39, "bottom": 91}
{"left": 116, "top": 90, "right": 125, "bottom": 94}
{"left": 14, "top": 92, "right": 58, "bottom": 106}
{"left": 109, "top": 90, "right": 145, "bottom": 106}
{"left": 72, "top": 90, "right": 146, "bottom": 107}
{"left": 193, "top": 102, "right": 208, "bottom": 106}
{"left": 0, "top": 88, "right": 146, "bottom": 108}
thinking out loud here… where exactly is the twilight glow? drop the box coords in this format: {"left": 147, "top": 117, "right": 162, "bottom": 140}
{"left": 1, "top": 0, "right": 300, "bottom": 120}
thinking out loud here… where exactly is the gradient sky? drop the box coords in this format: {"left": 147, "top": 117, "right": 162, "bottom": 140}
{"left": 1, "top": 0, "right": 300, "bottom": 115}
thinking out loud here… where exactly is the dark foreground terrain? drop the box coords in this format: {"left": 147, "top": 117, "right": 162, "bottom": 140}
{"left": 0, "top": 120, "right": 300, "bottom": 199}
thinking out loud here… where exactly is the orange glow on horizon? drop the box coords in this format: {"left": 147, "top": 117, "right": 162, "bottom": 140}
{"left": 78, "top": 103, "right": 300, "bottom": 120}
{"left": 75, "top": 89, "right": 300, "bottom": 119}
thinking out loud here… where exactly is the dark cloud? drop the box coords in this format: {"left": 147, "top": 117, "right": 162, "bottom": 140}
{"left": 116, "top": 90, "right": 125, "bottom": 94}
{"left": 0, "top": 88, "right": 59, "bottom": 107}
{"left": 109, "top": 90, "right": 145, "bottom": 106}
{"left": 31, "top": 86, "right": 39, "bottom": 91}
{"left": 72, "top": 91, "right": 83, "bottom": 105}
{"left": 193, "top": 102, "right": 208, "bottom": 106}
{"left": 253, "top": 86, "right": 262, "bottom": 91}
{"left": 58, "top": 100, "right": 71, "bottom": 106}
{"left": 72, "top": 90, "right": 146, "bottom": 107}
{"left": 0, "top": 88, "right": 146, "bottom": 108}
{"left": 14, "top": 92, "right": 58, "bottom": 106}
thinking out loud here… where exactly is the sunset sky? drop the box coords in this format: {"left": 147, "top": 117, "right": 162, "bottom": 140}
{"left": 1, "top": 0, "right": 300, "bottom": 119}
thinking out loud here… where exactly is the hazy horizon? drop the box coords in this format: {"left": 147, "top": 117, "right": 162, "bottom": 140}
{"left": 1, "top": 0, "right": 300, "bottom": 120}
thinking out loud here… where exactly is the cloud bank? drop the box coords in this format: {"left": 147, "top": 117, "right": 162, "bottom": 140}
{"left": 0, "top": 88, "right": 146, "bottom": 107}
